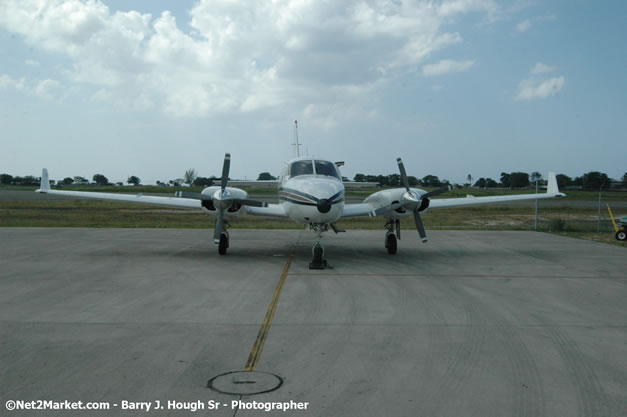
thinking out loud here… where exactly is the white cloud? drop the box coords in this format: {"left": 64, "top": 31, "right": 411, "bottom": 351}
{"left": 24, "top": 59, "right": 40, "bottom": 66}
{"left": 516, "top": 19, "right": 531, "bottom": 32}
{"left": 516, "top": 76, "right": 564, "bottom": 101}
{"left": 0, "top": 0, "right": 500, "bottom": 119}
{"left": 34, "top": 79, "right": 61, "bottom": 99}
{"left": 530, "top": 62, "right": 555, "bottom": 74}
{"left": 0, "top": 74, "right": 25, "bottom": 90}
{"left": 516, "top": 14, "right": 556, "bottom": 33}
{"left": 422, "top": 59, "right": 475, "bottom": 76}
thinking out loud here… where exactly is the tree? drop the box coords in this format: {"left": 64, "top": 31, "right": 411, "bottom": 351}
{"left": 474, "top": 178, "right": 487, "bottom": 188}
{"left": 13, "top": 176, "right": 37, "bottom": 185}
{"left": 257, "top": 172, "right": 276, "bottom": 181}
{"left": 92, "top": 174, "right": 109, "bottom": 185}
{"left": 0, "top": 173, "right": 13, "bottom": 184}
{"left": 62, "top": 177, "right": 74, "bottom": 185}
{"left": 407, "top": 176, "right": 419, "bottom": 186}
{"left": 485, "top": 178, "right": 498, "bottom": 188}
{"left": 127, "top": 176, "right": 141, "bottom": 186}
{"left": 509, "top": 172, "right": 530, "bottom": 188}
{"left": 623, "top": 172, "right": 627, "bottom": 187}
{"left": 387, "top": 174, "right": 400, "bottom": 187}
{"left": 530, "top": 171, "right": 542, "bottom": 183}
{"left": 422, "top": 175, "right": 442, "bottom": 187}
{"left": 556, "top": 174, "right": 571, "bottom": 188}
{"left": 74, "top": 176, "right": 88, "bottom": 184}
{"left": 184, "top": 168, "right": 197, "bottom": 185}
{"left": 500, "top": 172, "right": 511, "bottom": 188}
{"left": 353, "top": 174, "right": 366, "bottom": 182}
{"left": 582, "top": 171, "right": 609, "bottom": 190}
{"left": 467, "top": 174, "right": 473, "bottom": 185}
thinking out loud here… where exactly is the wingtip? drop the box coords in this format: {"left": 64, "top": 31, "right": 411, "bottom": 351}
{"left": 39, "top": 168, "right": 50, "bottom": 191}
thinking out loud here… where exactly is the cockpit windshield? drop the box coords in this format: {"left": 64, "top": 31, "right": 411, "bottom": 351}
{"left": 288, "top": 159, "right": 340, "bottom": 179}
{"left": 289, "top": 160, "right": 313, "bottom": 177}
{"left": 314, "top": 160, "right": 340, "bottom": 179}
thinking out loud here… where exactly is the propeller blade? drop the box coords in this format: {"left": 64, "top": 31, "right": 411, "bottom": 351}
{"left": 175, "top": 191, "right": 211, "bottom": 200}
{"left": 413, "top": 210, "right": 428, "bottom": 243}
{"left": 220, "top": 153, "right": 231, "bottom": 191}
{"left": 213, "top": 210, "right": 224, "bottom": 243}
{"left": 396, "top": 158, "right": 410, "bottom": 191}
{"left": 423, "top": 184, "right": 453, "bottom": 199}
{"left": 234, "top": 198, "right": 268, "bottom": 208}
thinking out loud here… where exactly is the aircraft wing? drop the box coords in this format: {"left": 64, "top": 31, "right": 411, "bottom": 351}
{"left": 341, "top": 203, "right": 376, "bottom": 218}
{"left": 35, "top": 169, "right": 200, "bottom": 209}
{"left": 428, "top": 172, "right": 565, "bottom": 209}
{"left": 342, "top": 172, "right": 565, "bottom": 217}
{"left": 245, "top": 204, "right": 287, "bottom": 218}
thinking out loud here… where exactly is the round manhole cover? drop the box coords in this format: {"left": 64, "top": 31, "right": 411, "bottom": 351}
{"left": 207, "top": 371, "right": 283, "bottom": 396}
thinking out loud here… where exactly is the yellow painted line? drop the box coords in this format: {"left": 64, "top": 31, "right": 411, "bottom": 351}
{"left": 244, "top": 255, "right": 293, "bottom": 372}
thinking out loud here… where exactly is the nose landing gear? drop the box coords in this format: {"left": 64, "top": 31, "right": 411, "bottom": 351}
{"left": 309, "top": 224, "right": 329, "bottom": 269}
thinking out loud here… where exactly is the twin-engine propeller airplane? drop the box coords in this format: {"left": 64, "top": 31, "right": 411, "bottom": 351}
{"left": 36, "top": 153, "right": 565, "bottom": 269}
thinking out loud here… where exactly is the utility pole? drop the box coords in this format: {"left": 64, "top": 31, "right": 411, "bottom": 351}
{"left": 535, "top": 180, "right": 539, "bottom": 231}
{"left": 597, "top": 182, "right": 605, "bottom": 232}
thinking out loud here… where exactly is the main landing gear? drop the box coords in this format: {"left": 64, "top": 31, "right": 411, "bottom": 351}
{"left": 218, "top": 231, "right": 229, "bottom": 255}
{"left": 309, "top": 224, "right": 328, "bottom": 269}
{"left": 217, "top": 220, "right": 230, "bottom": 255}
{"left": 384, "top": 219, "right": 401, "bottom": 255}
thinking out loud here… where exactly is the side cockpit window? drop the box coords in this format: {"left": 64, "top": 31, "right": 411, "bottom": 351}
{"left": 289, "top": 160, "right": 314, "bottom": 177}
{"left": 314, "top": 160, "right": 340, "bottom": 179}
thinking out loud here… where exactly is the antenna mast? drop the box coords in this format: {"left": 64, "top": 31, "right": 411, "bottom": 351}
{"left": 292, "top": 120, "right": 302, "bottom": 158}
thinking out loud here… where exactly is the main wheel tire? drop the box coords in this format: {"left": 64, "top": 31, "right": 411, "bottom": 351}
{"left": 218, "top": 234, "right": 228, "bottom": 255}
{"left": 616, "top": 230, "right": 627, "bottom": 241}
{"left": 386, "top": 234, "right": 397, "bottom": 255}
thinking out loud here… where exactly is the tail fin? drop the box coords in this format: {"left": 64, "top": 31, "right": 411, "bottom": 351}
{"left": 547, "top": 172, "right": 565, "bottom": 196}
{"left": 37, "top": 168, "right": 50, "bottom": 193}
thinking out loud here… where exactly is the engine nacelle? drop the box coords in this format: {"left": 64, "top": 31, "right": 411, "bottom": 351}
{"left": 364, "top": 187, "right": 429, "bottom": 218}
{"left": 199, "top": 186, "right": 247, "bottom": 216}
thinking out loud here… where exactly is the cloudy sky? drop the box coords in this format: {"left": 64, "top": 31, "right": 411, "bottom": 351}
{"left": 1, "top": 0, "right": 625, "bottom": 185}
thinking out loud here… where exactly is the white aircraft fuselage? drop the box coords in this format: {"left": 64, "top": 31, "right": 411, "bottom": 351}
{"left": 200, "top": 156, "right": 345, "bottom": 225}
{"left": 278, "top": 174, "right": 344, "bottom": 224}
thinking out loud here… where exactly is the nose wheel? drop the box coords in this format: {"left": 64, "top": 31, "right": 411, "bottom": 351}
{"left": 309, "top": 242, "right": 327, "bottom": 269}
{"left": 309, "top": 224, "right": 329, "bottom": 269}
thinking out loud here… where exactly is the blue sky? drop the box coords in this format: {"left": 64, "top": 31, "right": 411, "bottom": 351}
{"left": 1, "top": 0, "right": 625, "bottom": 185}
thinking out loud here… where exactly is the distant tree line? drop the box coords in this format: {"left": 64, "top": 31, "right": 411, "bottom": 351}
{"left": 352, "top": 171, "right": 627, "bottom": 189}
{"left": 2, "top": 170, "right": 626, "bottom": 190}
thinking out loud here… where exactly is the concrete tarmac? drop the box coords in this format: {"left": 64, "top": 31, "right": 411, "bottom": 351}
{"left": 0, "top": 228, "right": 625, "bottom": 417}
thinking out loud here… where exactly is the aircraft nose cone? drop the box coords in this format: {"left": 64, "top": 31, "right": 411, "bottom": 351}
{"left": 317, "top": 198, "right": 332, "bottom": 213}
